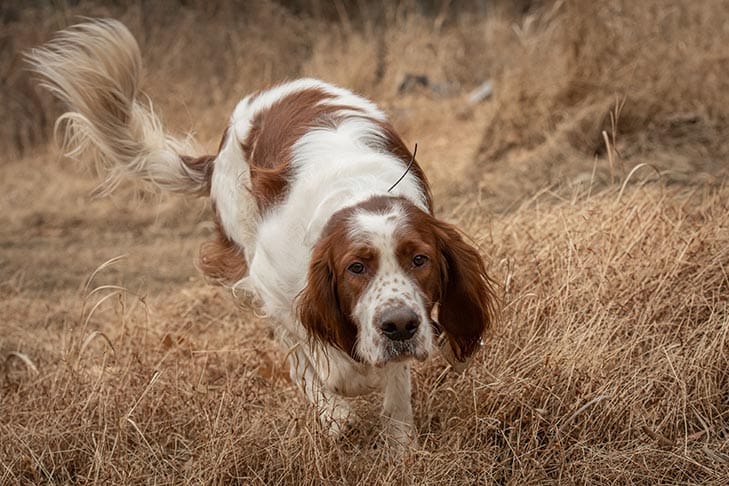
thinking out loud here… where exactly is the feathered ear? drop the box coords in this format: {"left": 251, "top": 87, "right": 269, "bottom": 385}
{"left": 297, "top": 242, "right": 356, "bottom": 354}
{"left": 434, "top": 220, "right": 497, "bottom": 363}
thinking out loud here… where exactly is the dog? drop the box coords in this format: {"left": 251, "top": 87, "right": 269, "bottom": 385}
{"left": 29, "top": 19, "right": 497, "bottom": 449}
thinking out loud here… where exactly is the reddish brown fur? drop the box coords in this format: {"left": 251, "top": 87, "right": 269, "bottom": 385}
{"left": 240, "top": 89, "right": 433, "bottom": 214}
{"left": 242, "top": 88, "right": 365, "bottom": 212}
{"left": 372, "top": 200, "right": 494, "bottom": 360}
{"left": 198, "top": 210, "right": 248, "bottom": 284}
{"left": 427, "top": 218, "right": 497, "bottom": 360}
{"left": 297, "top": 207, "right": 361, "bottom": 356}
{"left": 198, "top": 89, "right": 447, "bottom": 316}
{"left": 393, "top": 226, "right": 442, "bottom": 312}
{"left": 191, "top": 91, "right": 432, "bottom": 286}
{"left": 383, "top": 196, "right": 495, "bottom": 360}
{"left": 179, "top": 154, "right": 215, "bottom": 195}
{"left": 179, "top": 126, "right": 229, "bottom": 196}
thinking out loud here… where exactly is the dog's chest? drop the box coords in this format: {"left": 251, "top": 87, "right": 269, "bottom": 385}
{"left": 318, "top": 353, "right": 388, "bottom": 397}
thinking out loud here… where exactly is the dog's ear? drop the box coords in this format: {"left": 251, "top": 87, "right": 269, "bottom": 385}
{"left": 297, "top": 241, "right": 356, "bottom": 354}
{"left": 433, "top": 220, "right": 497, "bottom": 363}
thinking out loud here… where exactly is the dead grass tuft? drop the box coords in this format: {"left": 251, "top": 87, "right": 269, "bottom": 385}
{"left": 473, "top": 0, "right": 729, "bottom": 210}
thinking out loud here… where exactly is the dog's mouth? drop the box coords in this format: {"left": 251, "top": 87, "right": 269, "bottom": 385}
{"left": 372, "top": 339, "right": 430, "bottom": 367}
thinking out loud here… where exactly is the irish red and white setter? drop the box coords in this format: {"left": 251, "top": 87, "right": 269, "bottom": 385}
{"left": 30, "top": 19, "right": 496, "bottom": 449}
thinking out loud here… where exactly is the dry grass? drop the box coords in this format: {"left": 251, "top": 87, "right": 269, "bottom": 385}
{"left": 2, "top": 1, "right": 729, "bottom": 484}
{"left": 472, "top": 0, "right": 729, "bottom": 210}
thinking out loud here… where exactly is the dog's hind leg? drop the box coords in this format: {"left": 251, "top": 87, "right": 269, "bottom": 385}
{"left": 202, "top": 113, "right": 261, "bottom": 286}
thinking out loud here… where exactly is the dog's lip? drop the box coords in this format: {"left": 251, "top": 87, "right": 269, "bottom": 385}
{"left": 372, "top": 355, "right": 409, "bottom": 368}
{"left": 372, "top": 346, "right": 430, "bottom": 367}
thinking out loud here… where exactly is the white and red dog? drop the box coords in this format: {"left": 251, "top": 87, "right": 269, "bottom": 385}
{"left": 30, "top": 20, "right": 496, "bottom": 448}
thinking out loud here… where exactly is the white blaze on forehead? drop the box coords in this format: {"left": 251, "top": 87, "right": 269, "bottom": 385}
{"left": 348, "top": 203, "right": 407, "bottom": 247}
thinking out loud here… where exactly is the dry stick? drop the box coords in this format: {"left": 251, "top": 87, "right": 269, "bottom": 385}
{"left": 615, "top": 163, "right": 662, "bottom": 204}
{"left": 641, "top": 425, "right": 675, "bottom": 448}
{"left": 80, "top": 351, "right": 112, "bottom": 415}
{"left": 610, "top": 95, "right": 626, "bottom": 160}
{"left": 388, "top": 144, "right": 418, "bottom": 193}
{"left": 602, "top": 130, "right": 615, "bottom": 183}
{"left": 127, "top": 370, "right": 161, "bottom": 418}
{"left": 124, "top": 417, "right": 164, "bottom": 470}
{"left": 123, "top": 370, "right": 175, "bottom": 471}
{"left": 5, "top": 352, "right": 39, "bottom": 375}
{"left": 557, "top": 394, "right": 611, "bottom": 435}
{"left": 81, "top": 290, "right": 124, "bottom": 332}
{"left": 0, "top": 459, "right": 16, "bottom": 483}
{"left": 82, "top": 254, "right": 128, "bottom": 296}
{"left": 702, "top": 445, "right": 729, "bottom": 464}
{"left": 8, "top": 428, "right": 51, "bottom": 481}
{"left": 86, "top": 284, "right": 129, "bottom": 297}
{"left": 662, "top": 345, "right": 690, "bottom": 451}
{"left": 91, "top": 422, "right": 109, "bottom": 483}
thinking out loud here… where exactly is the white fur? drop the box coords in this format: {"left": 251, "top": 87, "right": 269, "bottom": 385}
{"left": 211, "top": 134, "right": 259, "bottom": 259}
{"left": 234, "top": 113, "right": 428, "bottom": 324}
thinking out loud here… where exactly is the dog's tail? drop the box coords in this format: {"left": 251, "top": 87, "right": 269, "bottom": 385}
{"left": 27, "top": 19, "right": 213, "bottom": 196}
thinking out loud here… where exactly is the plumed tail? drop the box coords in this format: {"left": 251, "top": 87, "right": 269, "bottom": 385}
{"left": 27, "top": 19, "right": 212, "bottom": 196}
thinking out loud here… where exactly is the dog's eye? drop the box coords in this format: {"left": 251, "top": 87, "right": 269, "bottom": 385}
{"left": 412, "top": 255, "right": 429, "bottom": 268}
{"left": 348, "top": 262, "right": 365, "bottom": 274}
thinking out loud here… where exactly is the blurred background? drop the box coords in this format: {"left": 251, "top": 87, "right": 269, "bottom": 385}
{"left": 4, "top": 0, "right": 729, "bottom": 194}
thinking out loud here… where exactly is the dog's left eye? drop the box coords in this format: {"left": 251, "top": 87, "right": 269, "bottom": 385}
{"left": 412, "top": 254, "right": 429, "bottom": 267}
{"left": 348, "top": 262, "right": 366, "bottom": 274}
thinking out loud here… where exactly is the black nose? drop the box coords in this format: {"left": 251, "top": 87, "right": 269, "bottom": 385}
{"left": 379, "top": 307, "right": 420, "bottom": 341}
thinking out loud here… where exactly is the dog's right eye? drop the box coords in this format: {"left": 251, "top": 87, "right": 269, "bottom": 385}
{"left": 412, "top": 254, "right": 429, "bottom": 268}
{"left": 347, "top": 262, "right": 365, "bottom": 275}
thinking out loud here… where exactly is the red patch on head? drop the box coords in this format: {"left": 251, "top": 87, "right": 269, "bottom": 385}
{"left": 297, "top": 205, "right": 362, "bottom": 356}
{"left": 399, "top": 200, "right": 498, "bottom": 361}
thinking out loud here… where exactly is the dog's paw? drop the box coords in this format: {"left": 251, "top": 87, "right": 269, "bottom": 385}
{"left": 387, "top": 429, "right": 418, "bottom": 452}
{"left": 376, "top": 427, "right": 419, "bottom": 460}
{"left": 319, "top": 399, "right": 356, "bottom": 440}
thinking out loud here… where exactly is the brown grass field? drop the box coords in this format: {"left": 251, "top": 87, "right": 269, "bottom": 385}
{"left": 2, "top": 1, "right": 729, "bottom": 484}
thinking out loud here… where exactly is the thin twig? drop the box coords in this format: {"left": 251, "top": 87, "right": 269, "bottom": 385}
{"left": 388, "top": 143, "right": 418, "bottom": 193}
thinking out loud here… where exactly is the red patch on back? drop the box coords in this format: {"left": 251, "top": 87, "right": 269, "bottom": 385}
{"left": 242, "top": 88, "right": 365, "bottom": 212}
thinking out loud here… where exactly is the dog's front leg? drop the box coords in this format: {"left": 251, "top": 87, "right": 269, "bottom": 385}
{"left": 285, "top": 344, "right": 354, "bottom": 438}
{"left": 382, "top": 362, "right": 416, "bottom": 451}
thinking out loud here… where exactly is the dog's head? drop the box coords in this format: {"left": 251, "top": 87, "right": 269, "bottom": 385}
{"left": 297, "top": 195, "right": 496, "bottom": 367}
